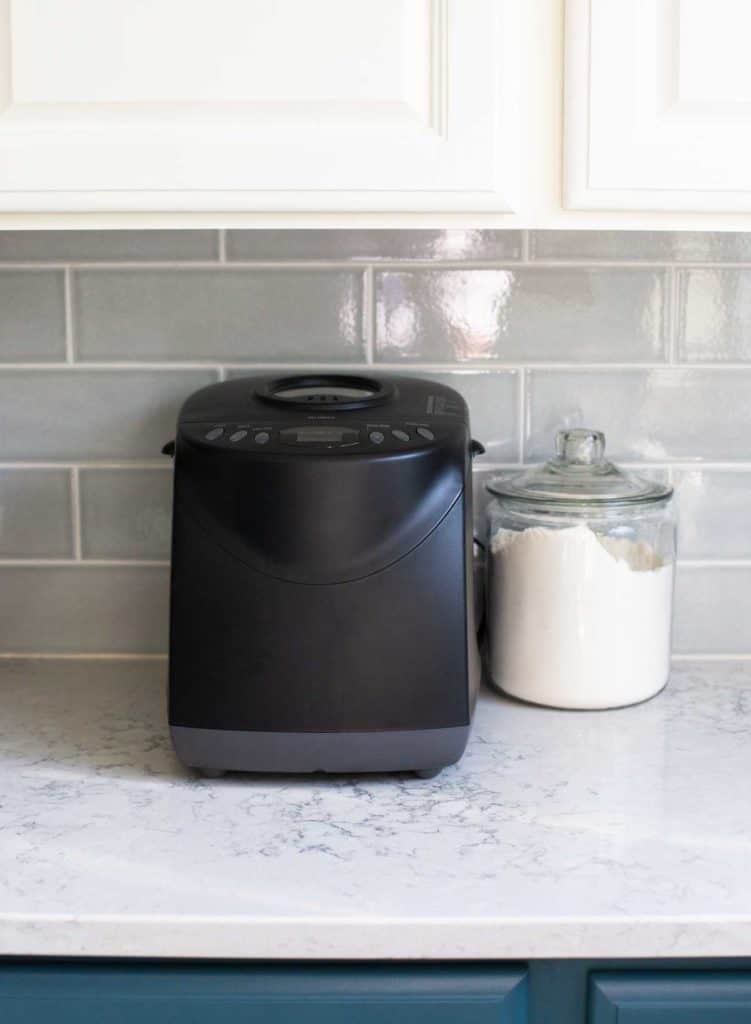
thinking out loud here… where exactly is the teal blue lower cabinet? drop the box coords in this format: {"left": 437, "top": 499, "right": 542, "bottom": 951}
{"left": 0, "top": 963, "right": 528, "bottom": 1023}
{"left": 4, "top": 959, "right": 751, "bottom": 1023}
{"left": 590, "top": 971, "right": 751, "bottom": 1023}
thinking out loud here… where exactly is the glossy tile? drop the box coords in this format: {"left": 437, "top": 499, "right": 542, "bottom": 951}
{"left": 0, "top": 369, "right": 215, "bottom": 460}
{"left": 526, "top": 368, "right": 751, "bottom": 462}
{"left": 0, "top": 271, "right": 66, "bottom": 361}
{"left": 676, "top": 268, "right": 751, "bottom": 362}
{"left": 80, "top": 469, "right": 172, "bottom": 559}
{"left": 674, "top": 566, "right": 751, "bottom": 654}
{"left": 0, "top": 471, "right": 72, "bottom": 557}
{"left": 673, "top": 469, "right": 751, "bottom": 559}
{"left": 375, "top": 268, "right": 667, "bottom": 363}
{"left": 226, "top": 229, "right": 523, "bottom": 262}
{"left": 0, "top": 231, "right": 218, "bottom": 262}
{"left": 74, "top": 269, "right": 365, "bottom": 362}
{"left": 0, "top": 566, "right": 168, "bottom": 653}
{"left": 411, "top": 371, "right": 520, "bottom": 463}
{"left": 531, "top": 231, "right": 751, "bottom": 262}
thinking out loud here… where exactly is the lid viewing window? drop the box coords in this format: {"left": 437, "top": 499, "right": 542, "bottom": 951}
{"left": 257, "top": 374, "right": 394, "bottom": 411}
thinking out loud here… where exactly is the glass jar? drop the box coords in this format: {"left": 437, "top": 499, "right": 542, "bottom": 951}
{"left": 485, "top": 428, "right": 676, "bottom": 710}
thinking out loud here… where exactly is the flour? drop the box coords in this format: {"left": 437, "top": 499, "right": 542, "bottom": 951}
{"left": 487, "top": 524, "right": 674, "bottom": 709}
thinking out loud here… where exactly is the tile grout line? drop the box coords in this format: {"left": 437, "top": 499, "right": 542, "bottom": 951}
{"left": 63, "top": 267, "right": 75, "bottom": 364}
{"left": 217, "top": 230, "right": 227, "bottom": 263}
{"left": 0, "top": 559, "right": 170, "bottom": 567}
{"left": 8, "top": 360, "right": 751, "bottom": 372}
{"left": 363, "top": 265, "right": 375, "bottom": 364}
{"left": 69, "top": 467, "right": 83, "bottom": 561}
{"left": 520, "top": 230, "right": 531, "bottom": 264}
{"left": 666, "top": 264, "right": 679, "bottom": 363}
{"left": 0, "top": 257, "right": 750, "bottom": 271}
{"left": 0, "top": 652, "right": 169, "bottom": 661}
{"left": 517, "top": 367, "right": 525, "bottom": 464}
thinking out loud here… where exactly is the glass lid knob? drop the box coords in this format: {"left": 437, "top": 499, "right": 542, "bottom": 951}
{"left": 555, "top": 428, "right": 605, "bottom": 466}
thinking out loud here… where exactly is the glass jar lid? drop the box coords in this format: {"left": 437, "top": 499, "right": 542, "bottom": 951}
{"left": 486, "top": 429, "right": 672, "bottom": 510}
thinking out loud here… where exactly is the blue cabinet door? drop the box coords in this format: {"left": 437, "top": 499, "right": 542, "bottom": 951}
{"left": 0, "top": 964, "right": 528, "bottom": 1023}
{"left": 590, "top": 971, "right": 751, "bottom": 1023}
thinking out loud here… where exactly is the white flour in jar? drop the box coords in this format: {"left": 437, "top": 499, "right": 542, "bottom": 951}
{"left": 487, "top": 525, "right": 674, "bottom": 709}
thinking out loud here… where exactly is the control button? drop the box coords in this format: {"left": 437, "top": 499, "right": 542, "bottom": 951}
{"left": 254, "top": 431, "right": 271, "bottom": 445}
{"left": 205, "top": 427, "right": 224, "bottom": 441}
{"left": 392, "top": 429, "right": 410, "bottom": 442}
{"left": 229, "top": 429, "right": 248, "bottom": 443}
{"left": 416, "top": 426, "right": 435, "bottom": 441}
{"left": 369, "top": 430, "right": 385, "bottom": 445}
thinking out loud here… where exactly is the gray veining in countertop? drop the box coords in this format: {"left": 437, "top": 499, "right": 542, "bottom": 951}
{"left": 1, "top": 658, "right": 750, "bottom": 959}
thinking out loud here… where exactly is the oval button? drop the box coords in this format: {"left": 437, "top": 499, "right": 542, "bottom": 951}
{"left": 416, "top": 426, "right": 435, "bottom": 441}
{"left": 205, "top": 427, "right": 224, "bottom": 441}
{"left": 254, "top": 431, "right": 271, "bottom": 445}
{"left": 229, "top": 430, "right": 248, "bottom": 443}
{"left": 392, "top": 429, "right": 410, "bottom": 442}
{"left": 369, "top": 431, "right": 385, "bottom": 445}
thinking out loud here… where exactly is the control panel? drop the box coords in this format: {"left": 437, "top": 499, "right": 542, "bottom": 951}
{"left": 183, "top": 422, "right": 441, "bottom": 454}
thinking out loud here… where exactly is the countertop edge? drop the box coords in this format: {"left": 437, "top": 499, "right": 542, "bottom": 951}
{"left": 3, "top": 917, "right": 751, "bottom": 960}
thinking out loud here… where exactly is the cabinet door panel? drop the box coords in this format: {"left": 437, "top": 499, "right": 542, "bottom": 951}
{"left": 590, "top": 971, "right": 751, "bottom": 1023}
{"left": 565, "top": 0, "right": 751, "bottom": 212}
{"left": 0, "top": 0, "right": 520, "bottom": 212}
{"left": 0, "top": 964, "right": 528, "bottom": 1023}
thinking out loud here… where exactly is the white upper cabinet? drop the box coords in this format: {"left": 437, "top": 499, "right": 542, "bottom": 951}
{"left": 565, "top": 0, "right": 751, "bottom": 212}
{"left": 5, "top": 0, "right": 751, "bottom": 224}
{"left": 0, "top": 0, "right": 520, "bottom": 213}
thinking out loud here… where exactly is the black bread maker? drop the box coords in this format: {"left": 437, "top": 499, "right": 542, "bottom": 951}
{"left": 165, "top": 373, "right": 482, "bottom": 777}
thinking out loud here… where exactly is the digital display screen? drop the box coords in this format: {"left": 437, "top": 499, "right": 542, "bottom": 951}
{"left": 281, "top": 427, "right": 359, "bottom": 445}
{"left": 295, "top": 428, "right": 348, "bottom": 443}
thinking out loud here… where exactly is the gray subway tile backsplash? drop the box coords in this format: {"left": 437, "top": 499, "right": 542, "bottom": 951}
{"left": 526, "top": 368, "right": 751, "bottom": 462}
{"left": 676, "top": 268, "right": 751, "bottom": 362}
{"left": 1, "top": 229, "right": 750, "bottom": 655}
{"left": 80, "top": 469, "right": 172, "bottom": 560}
{"left": 375, "top": 268, "right": 667, "bottom": 363}
{"left": 226, "top": 229, "right": 524, "bottom": 262}
{"left": 0, "top": 230, "right": 218, "bottom": 263}
{"left": 674, "top": 566, "right": 751, "bottom": 655}
{"left": 0, "top": 471, "right": 72, "bottom": 557}
{"left": 0, "top": 271, "right": 66, "bottom": 361}
{"left": 673, "top": 469, "right": 751, "bottom": 559}
{"left": 0, "top": 369, "right": 216, "bottom": 460}
{"left": 0, "top": 566, "right": 168, "bottom": 653}
{"left": 531, "top": 230, "right": 751, "bottom": 263}
{"left": 74, "top": 269, "right": 365, "bottom": 363}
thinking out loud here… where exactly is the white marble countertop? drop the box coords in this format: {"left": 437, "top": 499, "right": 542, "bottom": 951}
{"left": 1, "top": 657, "right": 750, "bottom": 960}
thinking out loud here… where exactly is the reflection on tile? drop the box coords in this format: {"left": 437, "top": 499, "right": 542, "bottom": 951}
{"left": 0, "top": 271, "right": 66, "bottom": 361}
{"left": 227, "top": 230, "right": 523, "bottom": 262}
{"left": 526, "top": 369, "right": 751, "bottom": 462}
{"left": 677, "top": 268, "right": 751, "bottom": 362}
{"left": 80, "top": 469, "right": 172, "bottom": 559}
{"left": 409, "top": 371, "right": 519, "bottom": 463}
{"left": 75, "top": 269, "right": 364, "bottom": 362}
{"left": 375, "top": 269, "right": 667, "bottom": 362}
{"left": 674, "top": 566, "right": 751, "bottom": 654}
{"left": 673, "top": 469, "right": 751, "bottom": 559}
{"left": 0, "top": 370, "right": 215, "bottom": 460}
{"left": 0, "top": 566, "right": 168, "bottom": 652}
{"left": 531, "top": 231, "right": 751, "bottom": 262}
{"left": 0, "top": 471, "right": 72, "bottom": 557}
{"left": 0, "top": 231, "right": 218, "bottom": 262}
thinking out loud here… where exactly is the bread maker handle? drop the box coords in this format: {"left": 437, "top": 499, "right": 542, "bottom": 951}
{"left": 470, "top": 439, "right": 485, "bottom": 458}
